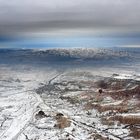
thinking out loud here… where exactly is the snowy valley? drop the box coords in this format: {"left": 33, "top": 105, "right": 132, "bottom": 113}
{"left": 0, "top": 48, "right": 140, "bottom": 140}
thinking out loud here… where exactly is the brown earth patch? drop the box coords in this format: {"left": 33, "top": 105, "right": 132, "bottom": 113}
{"left": 84, "top": 101, "right": 129, "bottom": 113}
{"left": 54, "top": 113, "right": 71, "bottom": 129}
{"left": 109, "top": 115, "right": 140, "bottom": 125}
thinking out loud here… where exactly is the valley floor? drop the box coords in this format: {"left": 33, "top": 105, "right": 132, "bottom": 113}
{"left": 0, "top": 65, "right": 140, "bottom": 140}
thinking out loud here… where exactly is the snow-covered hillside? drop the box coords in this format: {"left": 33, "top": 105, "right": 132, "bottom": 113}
{"left": 34, "top": 48, "right": 130, "bottom": 59}
{"left": 0, "top": 48, "right": 138, "bottom": 64}
{"left": 0, "top": 64, "right": 139, "bottom": 140}
{"left": 0, "top": 48, "right": 139, "bottom": 140}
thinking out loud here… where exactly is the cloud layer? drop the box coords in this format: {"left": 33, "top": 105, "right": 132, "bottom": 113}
{"left": 0, "top": 0, "right": 140, "bottom": 36}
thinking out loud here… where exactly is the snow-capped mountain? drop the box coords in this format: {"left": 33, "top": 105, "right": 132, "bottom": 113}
{"left": 33, "top": 48, "right": 130, "bottom": 59}
{"left": 0, "top": 48, "right": 139, "bottom": 71}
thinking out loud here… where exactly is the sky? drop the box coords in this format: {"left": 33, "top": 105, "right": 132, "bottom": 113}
{"left": 0, "top": 0, "right": 140, "bottom": 48}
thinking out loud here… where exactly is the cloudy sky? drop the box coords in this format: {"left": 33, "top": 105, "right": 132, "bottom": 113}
{"left": 0, "top": 0, "right": 140, "bottom": 48}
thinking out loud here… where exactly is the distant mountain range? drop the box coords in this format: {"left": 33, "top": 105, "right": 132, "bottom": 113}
{"left": 0, "top": 48, "right": 139, "bottom": 65}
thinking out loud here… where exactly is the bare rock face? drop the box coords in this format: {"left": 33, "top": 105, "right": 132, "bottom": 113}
{"left": 54, "top": 113, "right": 71, "bottom": 129}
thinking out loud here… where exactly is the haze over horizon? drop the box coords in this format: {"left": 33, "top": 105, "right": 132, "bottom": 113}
{"left": 0, "top": 0, "right": 140, "bottom": 48}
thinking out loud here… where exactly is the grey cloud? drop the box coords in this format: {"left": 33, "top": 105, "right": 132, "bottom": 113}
{"left": 0, "top": 0, "right": 140, "bottom": 36}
